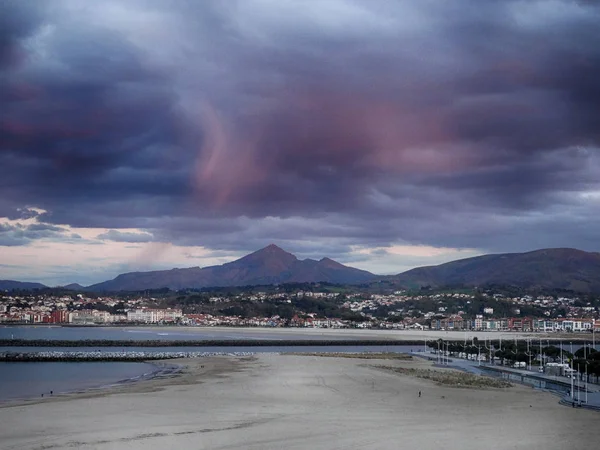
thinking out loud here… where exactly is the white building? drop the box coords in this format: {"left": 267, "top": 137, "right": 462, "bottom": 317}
{"left": 127, "top": 309, "right": 182, "bottom": 323}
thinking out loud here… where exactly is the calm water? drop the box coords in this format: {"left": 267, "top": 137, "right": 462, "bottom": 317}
{"left": 0, "top": 362, "right": 157, "bottom": 402}
{"left": 0, "top": 326, "right": 370, "bottom": 341}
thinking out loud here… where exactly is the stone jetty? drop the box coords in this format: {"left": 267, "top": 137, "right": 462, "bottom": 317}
{"left": 0, "top": 351, "right": 254, "bottom": 362}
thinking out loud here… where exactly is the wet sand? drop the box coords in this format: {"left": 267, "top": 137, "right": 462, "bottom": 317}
{"left": 1, "top": 354, "right": 598, "bottom": 449}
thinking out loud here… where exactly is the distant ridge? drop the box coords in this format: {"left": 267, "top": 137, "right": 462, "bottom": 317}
{"left": 0, "top": 280, "right": 47, "bottom": 291}
{"left": 61, "top": 283, "right": 86, "bottom": 290}
{"left": 387, "top": 248, "right": 600, "bottom": 293}
{"left": 5, "top": 247, "right": 600, "bottom": 293}
{"left": 86, "top": 244, "right": 376, "bottom": 292}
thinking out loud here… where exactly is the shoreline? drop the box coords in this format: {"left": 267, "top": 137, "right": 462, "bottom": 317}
{"left": 0, "top": 355, "right": 254, "bottom": 409}
{"left": 0, "top": 360, "right": 183, "bottom": 408}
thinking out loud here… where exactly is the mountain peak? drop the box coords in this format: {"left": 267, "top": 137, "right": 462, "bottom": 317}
{"left": 318, "top": 257, "right": 343, "bottom": 268}
{"left": 251, "top": 244, "right": 295, "bottom": 258}
{"left": 238, "top": 244, "right": 298, "bottom": 267}
{"left": 264, "top": 243, "right": 285, "bottom": 252}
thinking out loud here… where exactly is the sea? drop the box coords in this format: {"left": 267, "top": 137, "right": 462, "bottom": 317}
{"left": 0, "top": 325, "right": 417, "bottom": 402}
{"left": 0, "top": 361, "right": 157, "bottom": 402}
{"left": 0, "top": 325, "right": 378, "bottom": 341}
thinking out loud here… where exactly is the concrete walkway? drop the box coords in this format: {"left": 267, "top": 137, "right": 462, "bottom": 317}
{"left": 410, "top": 350, "right": 600, "bottom": 411}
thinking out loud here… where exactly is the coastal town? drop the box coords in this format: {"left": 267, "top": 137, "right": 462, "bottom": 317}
{"left": 1, "top": 287, "right": 599, "bottom": 333}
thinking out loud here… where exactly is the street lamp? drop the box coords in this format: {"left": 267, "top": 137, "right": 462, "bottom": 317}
{"left": 510, "top": 348, "right": 518, "bottom": 368}
{"left": 585, "top": 362, "right": 589, "bottom": 404}
{"left": 560, "top": 340, "right": 563, "bottom": 364}
{"left": 485, "top": 339, "right": 493, "bottom": 365}
{"left": 570, "top": 357, "right": 575, "bottom": 401}
{"left": 577, "top": 363, "right": 581, "bottom": 405}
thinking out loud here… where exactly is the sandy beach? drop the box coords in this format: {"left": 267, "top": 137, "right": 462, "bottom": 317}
{"left": 1, "top": 354, "right": 598, "bottom": 450}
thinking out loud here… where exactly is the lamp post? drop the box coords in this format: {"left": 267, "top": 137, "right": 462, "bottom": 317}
{"left": 485, "top": 339, "right": 493, "bottom": 365}
{"left": 585, "top": 362, "right": 588, "bottom": 404}
{"left": 577, "top": 363, "right": 581, "bottom": 405}
{"left": 510, "top": 348, "right": 518, "bottom": 368}
{"left": 571, "top": 358, "right": 574, "bottom": 401}
{"left": 442, "top": 341, "right": 446, "bottom": 365}
{"left": 560, "top": 340, "right": 563, "bottom": 364}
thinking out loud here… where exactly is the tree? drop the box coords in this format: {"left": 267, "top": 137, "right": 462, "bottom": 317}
{"left": 588, "top": 361, "right": 600, "bottom": 383}
{"left": 544, "top": 345, "right": 562, "bottom": 362}
{"left": 575, "top": 347, "right": 597, "bottom": 359}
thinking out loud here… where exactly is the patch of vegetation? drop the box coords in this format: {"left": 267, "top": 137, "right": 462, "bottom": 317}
{"left": 373, "top": 366, "right": 513, "bottom": 389}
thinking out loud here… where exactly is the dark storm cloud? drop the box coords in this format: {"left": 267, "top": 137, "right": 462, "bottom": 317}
{"left": 97, "top": 229, "right": 154, "bottom": 243}
{"left": 2, "top": 0, "right": 600, "bottom": 262}
{"left": 1, "top": 0, "right": 191, "bottom": 224}
{"left": 0, "top": 0, "right": 45, "bottom": 69}
{"left": 0, "top": 221, "right": 78, "bottom": 246}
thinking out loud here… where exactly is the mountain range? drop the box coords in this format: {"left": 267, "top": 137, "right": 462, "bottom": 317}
{"left": 387, "top": 247, "right": 600, "bottom": 293}
{"left": 0, "top": 280, "right": 48, "bottom": 291}
{"left": 87, "top": 244, "right": 374, "bottom": 291}
{"left": 2, "top": 246, "right": 600, "bottom": 293}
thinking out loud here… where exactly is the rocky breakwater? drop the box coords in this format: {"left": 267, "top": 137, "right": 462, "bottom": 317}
{"left": 0, "top": 351, "right": 254, "bottom": 362}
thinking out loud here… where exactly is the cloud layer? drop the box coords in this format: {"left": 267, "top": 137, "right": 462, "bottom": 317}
{"left": 2, "top": 0, "right": 600, "bottom": 283}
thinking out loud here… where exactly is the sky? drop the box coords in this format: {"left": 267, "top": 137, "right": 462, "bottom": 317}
{"left": 1, "top": 0, "right": 600, "bottom": 286}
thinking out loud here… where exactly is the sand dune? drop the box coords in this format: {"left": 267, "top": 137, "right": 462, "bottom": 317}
{"left": 1, "top": 354, "right": 598, "bottom": 449}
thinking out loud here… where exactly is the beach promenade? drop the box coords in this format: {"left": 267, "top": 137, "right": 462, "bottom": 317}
{"left": 411, "top": 350, "right": 600, "bottom": 410}
{"left": 1, "top": 353, "right": 599, "bottom": 449}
